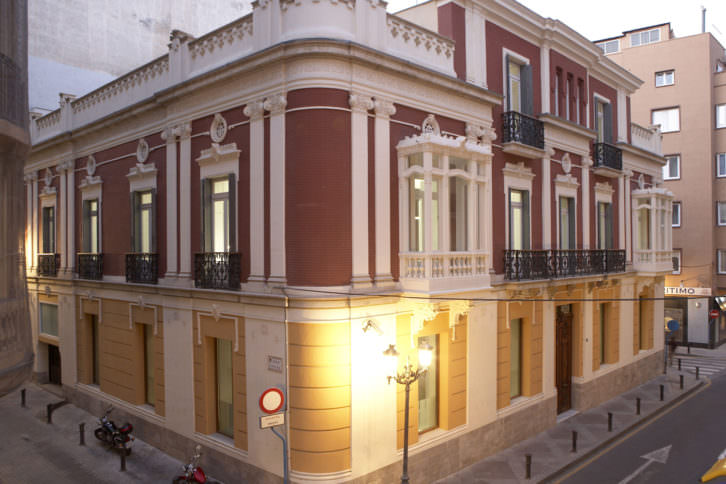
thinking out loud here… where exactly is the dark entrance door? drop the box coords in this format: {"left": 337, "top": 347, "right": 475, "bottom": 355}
{"left": 556, "top": 305, "right": 573, "bottom": 413}
{"left": 48, "top": 344, "right": 61, "bottom": 385}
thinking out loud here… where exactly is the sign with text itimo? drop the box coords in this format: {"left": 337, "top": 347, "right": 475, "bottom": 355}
{"left": 259, "top": 387, "right": 285, "bottom": 429}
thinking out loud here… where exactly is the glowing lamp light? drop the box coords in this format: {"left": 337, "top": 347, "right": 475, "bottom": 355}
{"left": 418, "top": 340, "right": 433, "bottom": 370}
{"left": 382, "top": 344, "right": 400, "bottom": 381}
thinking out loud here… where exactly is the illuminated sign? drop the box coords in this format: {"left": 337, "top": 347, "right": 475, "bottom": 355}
{"left": 664, "top": 287, "right": 712, "bottom": 296}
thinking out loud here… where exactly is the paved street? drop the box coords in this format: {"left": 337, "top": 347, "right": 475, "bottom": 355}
{"left": 0, "top": 384, "right": 220, "bottom": 484}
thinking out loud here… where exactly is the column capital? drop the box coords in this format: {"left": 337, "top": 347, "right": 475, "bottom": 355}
{"left": 264, "top": 93, "right": 287, "bottom": 115}
{"left": 57, "top": 159, "right": 74, "bottom": 173}
{"left": 582, "top": 157, "right": 593, "bottom": 168}
{"left": 24, "top": 172, "right": 38, "bottom": 184}
{"left": 349, "top": 93, "right": 374, "bottom": 113}
{"left": 243, "top": 99, "right": 265, "bottom": 120}
{"left": 373, "top": 98, "right": 395, "bottom": 117}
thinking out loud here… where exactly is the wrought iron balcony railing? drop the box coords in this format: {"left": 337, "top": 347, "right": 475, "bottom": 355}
{"left": 501, "top": 111, "right": 545, "bottom": 149}
{"left": 38, "top": 253, "right": 60, "bottom": 276}
{"left": 77, "top": 253, "right": 103, "bottom": 280}
{"left": 194, "top": 252, "right": 241, "bottom": 290}
{"left": 593, "top": 142, "right": 623, "bottom": 171}
{"left": 125, "top": 253, "right": 159, "bottom": 284}
{"left": 504, "top": 249, "right": 625, "bottom": 281}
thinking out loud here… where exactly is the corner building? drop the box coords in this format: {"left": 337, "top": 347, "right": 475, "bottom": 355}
{"left": 24, "top": 0, "right": 671, "bottom": 482}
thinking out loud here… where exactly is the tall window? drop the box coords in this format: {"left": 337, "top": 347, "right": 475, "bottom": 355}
{"left": 663, "top": 155, "right": 680, "bottom": 180}
{"left": 655, "top": 70, "right": 674, "bottom": 87}
{"left": 597, "top": 202, "right": 613, "bottom": 249}
{"left": 595, "top": 100, "right": 613, "bottom": 143}
{"left": 510, "top": 318, "right": 522, "bottom": 398}
{"left": 39, "top": 303, "right": 58, "bottom": 337}
{"left": 507, "top": 56, "right": 533, "bottom": 114}
{"left": 652, "top": 107, "right": 680, "bottom": 133}
{"left": 449, "top": 158, "right": 468, "bottom": 252}
{"left": 559, "top": 197, "right": 575, "bottom": 250}
{"left": 91, "top": 315, "right": 100, "bottom": 385}
{"left": 554, "top": 69, "right": 561, "bottom": 116}
{"left": 42, "top": 206, "right": 55, "bottom": 254}
{"left": 202, "top": 176, "right": 236, "bottom": 253}
{"left": 565, "top": 76, "right": 571, "bottom": 120}
{"left": 672, "top": 202, "right": 681, "bottom": 227}
{"left": 143, "top": 324, "right": 155, "bottom": 406}
{"left": 418, "top": 334, "right": 438, "bottom": 433}
{"left": 82, "top": 199, "right": 100, "bottom": 253}
{"left": 719, "top": 250, "right": 726, "bottom": 274}
{"left": 717, "top": 153, "right": 726, "bottom": 177}
{"left": 216, "top": 338, "right": 234, "bottom": 438}
{"left": 718, "top": 202, "right": 726, "bottom": 226}
{"left": 637, "top": 200, "right": 651, "bottom": 250}
{"left": 717, "top": 104, "right": 726, "bottom": 129}
{"left": 509, "top": 189, "right": 530, "bottom": 250}
{"left": 508, "top": 60, "right": 521, "bottom": 112}
{"left": 131, "top": 191, "right": 155, "bottom": 253}
{"left": 599, "top": 304, "right": 608, "bottom": 365}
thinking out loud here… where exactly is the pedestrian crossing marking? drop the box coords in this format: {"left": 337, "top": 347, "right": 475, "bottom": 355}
{"left": 671, "top": 354, "right": 726, "bottom": 377}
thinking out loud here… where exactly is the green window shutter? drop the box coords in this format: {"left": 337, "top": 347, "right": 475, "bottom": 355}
{"left": 606, "top": 203, "right": 614, "bottom": 249}
{"left": 201, "top": 179, "right": 212, "bottom": 252}
{"left": 505, "top": 55, "right": 511, "bottom": 110}
{"left": 227, "top": 173, "right": 236, "bottom": 252}
{"left": 521, "top": 64, "right": 534, "bottom": 115}
{"left": 82, "top": 200, "right": 91, "bottom": 252}
{"left": 130, "top": 192, "right": 138, "bottom": 252}
{"left": 568, "top": 198, "right": 575, "bottom": 248}
{"left": 522, "top": 190, "right": 530, "bottom": 250}
{"left": 603, "top": 103, "right": 613, "bottom": 143}
{"left": 151, "top": 189, "right": 157, "bottom": 253}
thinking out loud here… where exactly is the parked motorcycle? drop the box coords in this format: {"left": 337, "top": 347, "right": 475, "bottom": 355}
{"left": 94, "top": 406, "right": 134, "bottom": 455}
{"left": 173, "top": 445, "right": 216, "bottom": 483}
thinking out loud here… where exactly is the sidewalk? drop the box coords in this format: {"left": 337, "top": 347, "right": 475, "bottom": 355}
{"left": 0, "top": 383, "right": 221, "bottom": 484}
{"left": 436, "top": 351, "right": 714, "bottom": 484}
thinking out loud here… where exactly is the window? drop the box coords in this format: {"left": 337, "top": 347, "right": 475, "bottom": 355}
{"left": 719, "top": 250, "right": 726, "bottom": 274}
{"left": 216, "top": 338, "right": 234, "bottom": 438}
{"left": 131, "top": 190, "right": 155, "bottom": 253}
{"left": 509, "top": 189, "right": 530, "bottom": 250}
{"left": 143, "top": 324, "right": 154, "bottom": 406}
{"left": 663, "top": 155, "right": 680, "bottom": 180}
{"left": 418, "top": 334, "right": 438, "bottom": 433}
{"left": 565, "top": 77, "right": 571, "bottom": 120}
{"left": 82, "top": 199, "right": 100, "bottom": 253}
{"left": 510, "top": 318, "right": 522, "bottom": 398}
{"left": 507, "top": 56, "right": 533, "bottom": 114}
{"left": 655, "top": 70, "right": 674, "bottom": 87}
{"left": 202, "top": 176, "right": 236, "bottom": 253}
{"left": 631, "top": 28, "right": 660, "bottom": 47}
{"left": 449, "top": 159, "right": 468, "bottom": 251}
{"left": 595, "top": 99, "right": 613, "bottom": 143}
{"left": 652, "top": 108, "right": 680, "bottom": 133}
{"left": 672, "top": 202, "right": 681, "bottom": 227}
{"left": 600, "top": 304, "right": 607, "bottom": 365}
{"left": 42, "top": 206, "right": 55, "bottom": 254}
{"left": 718, "top": 202, "right": 726, "bottom": 226}
{"left": 39, "top": 303, "right": 58, "bottom": 337}
{"left": 597, "top": 202, "right": 613, "bottom": 249}
{"left": 598, "top": 39, "right": 619, "bottom": 54}
{"left": 672, "top": 249, "right": 681, "bottom": 275}
{"left": 559, "top": 196, "right": 575, "bottom": 250}
{"left": 91, "top": 315, "right": 100, "bottom": 385}
{"left": 718, "top": 153, "right": 726, "bottom": 177}
{"left": 637, "top": 200, "right": 651, "bottom": 250}
{"left": 717, "top": 104, "right": 726, "bottom": 129}
{"left": 554, "top": 69, "right": 561, "bottom": 116}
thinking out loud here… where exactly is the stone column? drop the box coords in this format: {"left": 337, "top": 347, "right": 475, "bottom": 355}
{"left": 244, "top": 100, "right": 266, "bottom": 283}
{"left": 32, "top": 173, "right": 38, "bottom": 273}
{"left": 374, "top": 98, "right": 395, "bottom": 285}
{"left": 582, "top": 157, "right": 592, "bottom": 249}
{"left": 66, "top": 162, "right": 75, "bottom": 274}
{"left": 540, "top": 41, "right": 551, "bottom": 113}
{"left": 619, "top": 173, "right": 626, "bottom": 250}
{"left": 624, "top": 169, "right": 632, "bottom": 263}
{"left": 178, "top": 123, "right": 192, "bottom": 280}
{"left": 349, "top": 94, "right": 374, "bottom": 287}
{"left": 265, "top": 94, "right": 287, "bottom": 284}
{"left": 542, "top": 147, "right": 554, "bottom": 249}
{"left": 161, "top": 126, "right": 179, "bottom": 279}
{"left": 57, "top": 161, "right": 74, "bottom": 274}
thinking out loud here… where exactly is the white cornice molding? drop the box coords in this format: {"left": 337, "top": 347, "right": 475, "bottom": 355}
{"left": 502, "top": 161, "right": 535, "bottom": 181}
{"left": 127, "top": 162, "right": 158, "bottom": 192}
{"left": 594, "top": 181, "right": 614, "bottom": 198}
{"left": 554, "top": 173, "right": 579, "bottom": 190}
{"left": 196, "top": 142, "right": 241, "bottom": 180}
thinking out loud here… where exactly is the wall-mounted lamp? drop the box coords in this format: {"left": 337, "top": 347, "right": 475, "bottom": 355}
{"left": 362, "top": 319, "right": 384, "bottom": 336}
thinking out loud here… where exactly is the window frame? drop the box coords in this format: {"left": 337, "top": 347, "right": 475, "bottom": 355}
{"left": 630, "top": 28, "right": 660, "bottom": 47}
{"left": 509, "top": 318, "right": 523, "bottom": 399}
{"left": 201, "top": 175, "right": 236, "bottom": 253}
{"left": 503, "top": 49, "right": 533, "bottom": 115}
{"left": 39, "top": 302, "right": 59, "bottom": 338}
{"left": 41, "top": 206, "right": 56, "bottom": 254}
{"left": 663, "top": 154, "right": 680, "bottom": 180}
{"left": 655, "top": 70, "right": 675, "bottom": 87}
{"left": 717, "top": 104, "right": 726, "bottom": 129}
{"left": 718, "top": 250, "right": 726, "bottom": 274}
{"left": 417, "top": 334, "right": 439, "bottom": 433}
{"left": 131, "top": 190, "right": 156, "bottom": 253}
{"left": 82, "top": 198, "right": 101, "bottom": 253}
{"left": 672, "top": 248, "right": 681, "bottom": 275}
{"left": 718, "top": 202, "right": 726, "bottom": 226}
{"left": 598, "top": 39, "right": 619, "bottom": 54}
{"left": 593, "top": 94, "right": 613, "bottom": 143}
{"left": 672, "top": 201, "right": 681, "bottom": 227}
{"left": 717, "top": 153, "right": 726, "bottom": 177}
{"left": 651, "top": 107, "right": 680, "bottom": 133}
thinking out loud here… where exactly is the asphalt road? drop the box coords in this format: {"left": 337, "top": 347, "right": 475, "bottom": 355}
{"left": 559, "top": 372, "right": 726, "bottom": 484}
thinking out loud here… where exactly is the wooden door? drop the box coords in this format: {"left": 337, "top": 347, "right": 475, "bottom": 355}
{"left": 555, "top": 306, "right": 573, "bottom": 413}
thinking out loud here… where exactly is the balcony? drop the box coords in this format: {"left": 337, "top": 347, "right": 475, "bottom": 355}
{"left": 125, "top": 253, "right": 159, "bottom": 284}
{"left": 77, "top": 253, "right": 103, "bottom": 280}
{"left": 593, "top": 142, "right": 623, "bottom": 176}
{"left": 194, "top": 252, "right": 241, "bottom": 290}
{"left": 37, "top": 253, "right": 60, "bottom": 277}
{"left": 633, "top": 250, "right": 674, "bottom": 274}
{"left": 399, "top": 251, "right": 490, "bottom": 291}
{"left": 501, "top": 111, "right": 545, "bottom": 158}
{"left": 504, "top": 249, "right": 626, "bottom": 281}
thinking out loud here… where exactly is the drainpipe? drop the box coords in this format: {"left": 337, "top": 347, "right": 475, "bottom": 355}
{"left": 702, "top": 6, "right": 706, "bottom": 34}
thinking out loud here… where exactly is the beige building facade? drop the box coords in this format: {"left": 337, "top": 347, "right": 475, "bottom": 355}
{"left": 600, "top": 24, "right": 726, "bottom": 347}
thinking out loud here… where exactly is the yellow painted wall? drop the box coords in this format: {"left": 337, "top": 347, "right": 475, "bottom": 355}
{"left": 288, "top": 322, "right": 351, "bottom": 473}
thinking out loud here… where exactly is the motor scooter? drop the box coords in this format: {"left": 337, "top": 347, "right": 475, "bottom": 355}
{"left": 94, "top": 406, "right": 134, "bottom": 455}
{"left": 173, "top": 445, "right": 217, "bottom": 483}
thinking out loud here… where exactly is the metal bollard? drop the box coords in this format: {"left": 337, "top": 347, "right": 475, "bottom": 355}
{"left": 46, "top": 403, "right": 52, "bottom": 424}
{"left": 636, "top": 398, "right": 641, "bottom": 415}
{"left": 660, "top": 384, "right": 664, "bottom": 401}
{"left": 678, "top": 358, "right": 682, "bottom": 371}
{"left": 79, "top": 423, "right": 85, "bottom": 446}
{"left": 680, "top": 374, "right": 684, "bottom": 390}
{"left": 688, "top": 345, "right": 691, "bottom": 354}
{"left": 120, "top": 451, "right": 126, "bottom": 472}
{"left": 525, "top": 454, "right": 532, "bottom": 479}
{"left": 21, "top": 389, "right": 26, "bottom": 408}
{"left": 608, "top": 412, "right": 613, "bottom": 432}
{"left": 571, "top": 431, "right": 578, "bottom": 453}
{"left": 696, "top": 367, "right": 700, "bottom": 380}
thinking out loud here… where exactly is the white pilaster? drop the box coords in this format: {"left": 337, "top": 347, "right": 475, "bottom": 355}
{"left": 540, "top": 42, "right": 551, "bottom": 113}
{"left": 31, "top": 175, "right": 38, "bottom": 273}
{"left": 24, "top": 174, "right": 35, "bottom": 272}
{"left": 244, "top": 100, "right": 266, "bottom": 283}
{"left": 350, "top": 94, "right": 374, "bottom": 286}
{"left": 619, "top": 174, "right": 626, "bottom": 250}
{"left": 617, "top": 89, "right": 627, "bottom": 143}
{"left": 178, "top": 123, "right": 192, "bottom": 279}
{"left": 161, "top": 126, "right": 179, "bottom": 278}
{"left": 624, "top": 170, "right": 632, "bottom": 263}
{"left": 374, "top": 99, "right": 395, "bottom": 284}
{"left": 265, "top": 93, "right": 287, "bottom": 284}
{"left": 582, "top": 157, "right": 591, "bottom": 249}
{"left": 67, "top": 164, "right": 74, "bottom": 274}
{"left": 466, "top": 5, "right": 487, "bottom": 87}
{"left": 542, "top": 147, "right": 553, "bottom": 249}
{"left": 58, "top": 164, "right": 67, "bottom": 271}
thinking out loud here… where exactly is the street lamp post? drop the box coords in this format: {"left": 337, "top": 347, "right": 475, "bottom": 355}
{"left": 383, "top": 341, "right": 433, "bottom": 484}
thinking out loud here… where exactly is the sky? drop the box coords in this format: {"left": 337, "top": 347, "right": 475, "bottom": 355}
{"left": 386, "top": 0, "right": 726, "bottom": 48}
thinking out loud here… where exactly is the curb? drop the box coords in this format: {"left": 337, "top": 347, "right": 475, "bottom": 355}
{"left": 539, "top": 378, "right": 708, "bottom": 483}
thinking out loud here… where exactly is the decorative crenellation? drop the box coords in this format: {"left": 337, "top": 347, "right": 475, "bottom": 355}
{"left": 264, "top": 94, "right": 287, "bottom": 115}
{"left": 243, "top": 99, "right": 265, "bottom": 120}
{"left": 349, "top": 93, "right": 374, "bottom": 113}
{"left": 188, "top": 16, "right": 253, "bottom": 59}
{"left": 374, "top": 98, "right": 396, "bottom": 117}
{"left": 387, "top": 15, "right": 454, "bottom": 59}
{"left": 71, "top": 57, "right": 169, "bottom": 114}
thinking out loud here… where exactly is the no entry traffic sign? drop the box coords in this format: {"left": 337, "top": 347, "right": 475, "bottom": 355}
{"left": 259, "top": 387, "right": 285, "bottom": 414}
{"left": 710, "top": 309, "right": 720, "bottom": 319}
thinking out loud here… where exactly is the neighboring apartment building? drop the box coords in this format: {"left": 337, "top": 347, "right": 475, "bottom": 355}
{"left": 598, "top": 24, "right": 726, "bottom": 348}
{"left": 24, "top": 1, "right": 670, "bottom": 482}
